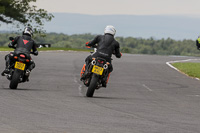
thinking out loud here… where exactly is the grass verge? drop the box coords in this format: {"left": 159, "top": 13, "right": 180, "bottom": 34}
{"left": 172, "top": 62, "right": 200, "bottom": 79}
{"left": 0, "top": 47, "right": 12, "bottom": 51}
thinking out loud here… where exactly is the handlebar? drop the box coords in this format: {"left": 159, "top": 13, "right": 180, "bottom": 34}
{"left": 86, "top": 43, "right": 97, "bottom": 49}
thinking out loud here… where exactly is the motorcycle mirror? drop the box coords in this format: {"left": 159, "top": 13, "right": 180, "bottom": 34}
{"left": 45, "top": 44, "right": 51, "bottom": 48}
{"left": 41, "top": 44, "right": 51, "bottom": 48}
{"left": 37, "top": 44, "right": 51, "bottom": 48}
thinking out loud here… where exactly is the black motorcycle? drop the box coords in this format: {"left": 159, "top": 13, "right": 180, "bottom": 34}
{"left": 4, "top": 37, "right": 50, "bottom": 89}
{"left": 80, "top": 48, "right": 111, "bottom": 97}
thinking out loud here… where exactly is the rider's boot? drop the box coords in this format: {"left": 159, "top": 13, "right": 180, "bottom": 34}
{"left": 1, "top": 68, "right": 10, "bottom": 76}
{"left": 25, "top": 69, "right": 31, "bottom": 76}
{"left": 1, "top": 62, "right": 11, "bottom": 76}
{"left": 25, "top": 66, "right": 32, "bottom": 82}
{"left": 102, "top": 73, "right": 111, "bottom": 87}
{"left": 102, "top": 77, "right": 107, "bottom": 87}
{"left": 2, "top": 55, "right": 11, "bottom": 76}
{"left": 102, "top": 75, "right": 108, "bottom": 87}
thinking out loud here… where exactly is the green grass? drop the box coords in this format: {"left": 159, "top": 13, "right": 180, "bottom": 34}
{"left": 172, "top": 62, "right": 200, "bottom": 79}
{"left": 0, "top": 46, "right": 91, "bottom": 52}
{"left": 0, "top": 47, "right": 12, "bottom": 51}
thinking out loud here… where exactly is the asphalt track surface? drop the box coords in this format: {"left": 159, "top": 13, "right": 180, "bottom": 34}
{"left": 0, "top": 51, "right": 200, "bottom": 133}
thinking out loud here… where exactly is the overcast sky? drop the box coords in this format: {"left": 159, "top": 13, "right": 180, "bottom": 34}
{"left": 35, "top": 0, "right": 200, "bottom": 16}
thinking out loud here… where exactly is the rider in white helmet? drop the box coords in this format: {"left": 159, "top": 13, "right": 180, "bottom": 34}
{"left": 81, "top": 25, "right": 122, "bottom": 87}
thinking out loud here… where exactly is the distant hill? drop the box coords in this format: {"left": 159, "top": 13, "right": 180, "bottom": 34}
{"left": 1, "top": 13, "right": 200, "bottom": 40}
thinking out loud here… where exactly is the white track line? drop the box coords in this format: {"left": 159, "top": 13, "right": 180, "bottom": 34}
{"left": 142, "top": 84, "right": 153, "bottom": 92}
{"left": 166, "top": 59, "right": 200, "bottom": 80}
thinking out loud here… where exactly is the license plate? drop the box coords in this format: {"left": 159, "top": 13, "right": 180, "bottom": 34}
{"left": 92, "top": 65, "right": 104, "bottom": 75}
{"left": 14, "top": 61, "right": 26, "bottom": 70}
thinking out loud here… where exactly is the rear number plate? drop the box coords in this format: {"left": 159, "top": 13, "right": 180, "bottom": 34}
{"left": 14, "top": 61, "right": 26, "bottom": 70}
{"left": 92, "top": 65, "right": 104, "bottom": 75}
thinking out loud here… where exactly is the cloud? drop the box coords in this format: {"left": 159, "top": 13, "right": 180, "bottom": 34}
{"left": 35, "top": 0, "right": 200, "bottom": 15}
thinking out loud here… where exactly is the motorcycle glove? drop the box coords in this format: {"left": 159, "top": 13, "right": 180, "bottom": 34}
{"left": 8, "top": 43, "right": 13, "bottom": 48}
{"left": 33, "top": 51, "right": 38, "bottom": 56}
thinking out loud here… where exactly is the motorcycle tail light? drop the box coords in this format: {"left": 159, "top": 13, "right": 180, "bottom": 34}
{"left": 20, "top": 54, "right": 25, "bottom": 58}
{"left": 98, "top": 60, "right": 104, "bottom": 64}
{"left": 14, "top": 56, "right": 18, "bottom": 59}
{"left": 26, "top": 59, "right": 30, "bottom": 62}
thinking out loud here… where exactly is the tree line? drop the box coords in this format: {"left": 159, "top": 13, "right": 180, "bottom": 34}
{"left": 0, "top": 0, "right": 53, "bottom": 34}
{"left": 0, "top": 32, "right": 199, "bottom": 56}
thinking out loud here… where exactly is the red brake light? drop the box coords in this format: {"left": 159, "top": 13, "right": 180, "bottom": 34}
{"left": 98, "top": 60, "right": 104, "bottom": 64}
{"left": 20, "top": 54, "right": 25, "bottom": 58}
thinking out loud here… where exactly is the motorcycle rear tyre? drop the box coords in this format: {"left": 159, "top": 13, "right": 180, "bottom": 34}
{"left": 9, "top": 69, "right": 20, "bottom": 89}
{"left": 86, "top": 74, "right": 99, "bottom": 97}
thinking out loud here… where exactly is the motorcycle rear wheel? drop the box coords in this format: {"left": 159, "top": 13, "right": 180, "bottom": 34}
{"left": 9, "top": 69, "right": 20, "bottom": 89}
{"left": 86, "top": 74, "right": 99, "bottom": 97}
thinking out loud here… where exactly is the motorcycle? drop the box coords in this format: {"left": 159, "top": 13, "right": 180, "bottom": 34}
{"left": 3, "top": 37, "right": 51, "bottom": 89}
{"left": 80, "top": 47, "right": 111, "bottom": 97}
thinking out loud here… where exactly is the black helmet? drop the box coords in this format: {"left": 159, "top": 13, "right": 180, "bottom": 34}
{"left": 23, "top": 27, "right": 33, "bottom": 37}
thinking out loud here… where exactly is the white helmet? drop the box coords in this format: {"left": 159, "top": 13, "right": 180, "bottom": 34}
{"left": 104, "top": 25, "right": 116, "bottom": 36}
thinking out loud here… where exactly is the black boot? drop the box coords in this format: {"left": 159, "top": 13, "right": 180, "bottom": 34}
{"left": 102, "top": 82, "right": 107, "bottom": 87}
{"left": 25, "top": 69, "right": 31, "bottom": 76}
{"left": 1, "top": 60, "right": 11, "bottom": 76}
{"left": 102, "top": 72, "right": 110, "bottom": 87}
{"left": 1, "top": 66, "right": 10, "bottom": 76}
{"left": 102, "top": 76, "right": 108, "bottom": 87}
{"left": 2, "top": 55, "right": 11, "bottom": 76}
